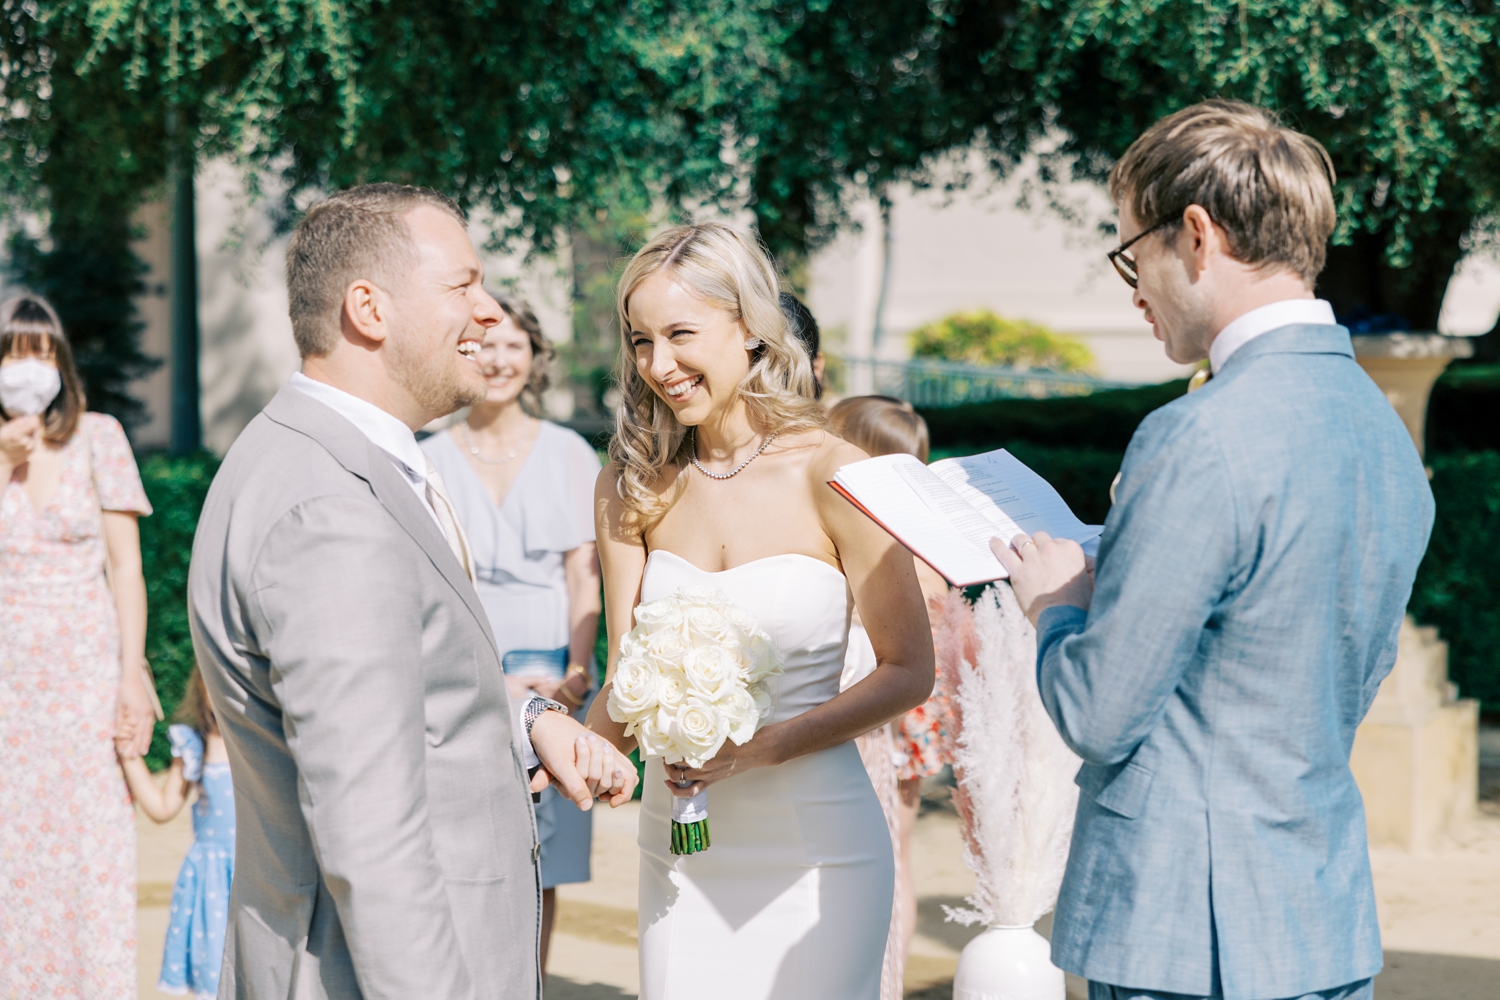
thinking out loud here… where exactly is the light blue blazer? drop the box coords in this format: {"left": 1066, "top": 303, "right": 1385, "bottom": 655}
{"left": 1036, "top": 325, "right": 1434, "bottom": 999}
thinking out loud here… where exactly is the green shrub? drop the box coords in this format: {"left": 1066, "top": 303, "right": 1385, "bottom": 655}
{"left": 919, "top": 379, "right": 1189, "bottom": 452}
{"left": 139, "top": 452, "right": 220, "bottom": 770}
{"left": 1427, "top": 363, "right": 1500, "bottom": 455}
{"left": 909, "top": 311, "right": 1097, "bottom": 373}
{"left": 1408, "top": 451, "right": 1500, "bottom": 712}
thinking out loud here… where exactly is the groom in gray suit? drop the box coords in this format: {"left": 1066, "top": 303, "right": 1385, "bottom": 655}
{"left": 996, "top": 102, "right": 1434, "bottom": 999}
{"left": 190, "top": 184, "right": 635, "bottom": 1000}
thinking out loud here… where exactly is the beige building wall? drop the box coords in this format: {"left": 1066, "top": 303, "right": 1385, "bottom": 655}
{"left": 806, "top": 159, "right": 1500, "bottom": 384}
{"left": 128, "top": 162, "right": 574, "bottom": 455}
{"left": 129, "top": 200, "right": 174, "bottom": 451}
{"left": 123, "top": 159, "right": 1500, "bottom": 453}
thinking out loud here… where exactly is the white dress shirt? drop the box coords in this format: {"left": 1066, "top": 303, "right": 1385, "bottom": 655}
{"left": 1209, "top": 298, "right": 1338, "bottom": 374}
{"left": 286, "top": 372, "right": 545, "bottom": 766}
{"left": 286, "top": 372, "right": 442, "bottom": 528}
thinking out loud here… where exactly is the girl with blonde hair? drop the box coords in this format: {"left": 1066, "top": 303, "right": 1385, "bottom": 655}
{"left": 587, "top": 222, "right": 934, "bottom": 999}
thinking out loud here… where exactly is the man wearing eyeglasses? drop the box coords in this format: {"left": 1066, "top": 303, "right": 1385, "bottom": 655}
{"left": 993, "top": 101, "right": 1435, "bottom": 1000}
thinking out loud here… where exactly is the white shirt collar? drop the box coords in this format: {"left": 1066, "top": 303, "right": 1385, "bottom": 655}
{"left": 286, "top": 372, "right": 430, "bottom": 485}
{"left": 1208, "top": 298, "right": 1338, "bottom": 374}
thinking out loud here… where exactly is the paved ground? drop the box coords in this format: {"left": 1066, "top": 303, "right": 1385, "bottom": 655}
{"left": 137, "top": 741, "right": 1500, "bottom": 999}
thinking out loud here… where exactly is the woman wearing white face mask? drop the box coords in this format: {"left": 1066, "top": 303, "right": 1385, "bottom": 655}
{"left": 0, "top": 293, "right": 154, "bottom": 997}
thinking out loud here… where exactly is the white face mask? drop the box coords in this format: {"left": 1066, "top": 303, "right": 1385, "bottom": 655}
{"left": 0, "top": 358, "right": 63, "bottom": 416}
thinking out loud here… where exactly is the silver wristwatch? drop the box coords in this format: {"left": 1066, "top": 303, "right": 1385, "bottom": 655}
{"left": 522, "top": 695, "right": 569, "bottom": 739}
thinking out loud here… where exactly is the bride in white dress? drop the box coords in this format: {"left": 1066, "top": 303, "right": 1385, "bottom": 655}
{"left": 586, "top": 222, "right": 935, "bottom": 999}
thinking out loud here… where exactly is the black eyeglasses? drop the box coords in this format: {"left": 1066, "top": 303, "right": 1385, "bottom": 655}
{"left": 1107, "top": 217, "right": 1176, "bottom": 288}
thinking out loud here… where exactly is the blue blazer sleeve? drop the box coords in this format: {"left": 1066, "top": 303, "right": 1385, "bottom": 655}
{"left": 1037, "top": 404, "right": 1238, "bottom": 765}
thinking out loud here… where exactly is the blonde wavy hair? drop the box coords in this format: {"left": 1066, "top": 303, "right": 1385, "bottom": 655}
{"left": 609, "top": 222, "right": 825, "bottom": 528}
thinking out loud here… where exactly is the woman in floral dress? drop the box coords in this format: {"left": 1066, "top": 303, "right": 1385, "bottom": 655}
{"left": 0, "top": 294, "right": 155, "bottom": 997}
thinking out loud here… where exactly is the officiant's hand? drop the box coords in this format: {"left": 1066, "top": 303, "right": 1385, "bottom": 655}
{"left": 531, "top": 712, "right": 639, "bottom": 808}
{"left": 991, "top": 531, "right": 1093, "bottom": 629}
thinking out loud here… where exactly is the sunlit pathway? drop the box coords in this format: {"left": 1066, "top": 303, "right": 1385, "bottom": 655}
{"left": 137, "top": 798, "right": 1500, "bottom": 998}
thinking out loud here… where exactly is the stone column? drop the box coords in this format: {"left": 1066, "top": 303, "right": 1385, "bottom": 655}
{"left": 1349, "top": 333, "right": 1479, "bottom": 850}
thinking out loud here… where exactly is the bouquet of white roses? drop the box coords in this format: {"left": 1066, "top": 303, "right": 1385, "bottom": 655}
{"left": 607, "top": 584, "right": 782, "bottom": 854}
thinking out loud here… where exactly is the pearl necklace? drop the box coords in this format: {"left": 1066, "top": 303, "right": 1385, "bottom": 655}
{"left": 460, "top": 423, "right": 521, "bottom": 465}
{"left": 690, "top": 429, "right": 777, "bottom": 480}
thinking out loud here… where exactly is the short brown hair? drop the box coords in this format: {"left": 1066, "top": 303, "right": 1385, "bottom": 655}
{"left": 0, "top": 293, "right": 86, "bottom": 444}
{"left": 491, "top": 292, "right": 556, "bottom": 416}
{"left": 285, "top": 183, "right": 467, "bottom": 357}
{"left": 829, "top": 395, "right": 930, "bottom": 463}
{"left": 1109, "top": 100, "right": 1337, "bottom": 283}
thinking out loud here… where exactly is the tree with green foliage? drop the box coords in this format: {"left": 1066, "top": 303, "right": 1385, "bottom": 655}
{"left": 2, "top": 1, "right": 976, "bottom": 253}
{"left": 909, "top": 310, "right": 1097, "bottom": 372}
{"left": 952, "top": 0, "right": 1500, "bottom": 339}
{"left": 2, "top": 1, "right": 989, "bottom": 430}
{"left": 0, "top": 12, "right": 168, "bottom": 426}
{"left": 7, "top": 1, "right": 1499, "bottom": 411}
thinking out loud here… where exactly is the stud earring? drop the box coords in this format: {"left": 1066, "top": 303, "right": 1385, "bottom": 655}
{"left": 744, "top": 338, "right": 763, "bottom": 350}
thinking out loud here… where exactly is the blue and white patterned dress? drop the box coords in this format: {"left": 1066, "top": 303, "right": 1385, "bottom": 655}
{"left": 157, "top": 724, "right": 235, "bottom": 998}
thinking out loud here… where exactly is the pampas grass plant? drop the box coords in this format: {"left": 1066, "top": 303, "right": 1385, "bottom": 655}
{"left": 941, "top": 584, "right": 1081, "bottom": 929}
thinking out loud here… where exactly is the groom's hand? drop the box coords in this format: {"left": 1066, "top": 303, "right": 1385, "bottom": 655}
{"left": 530, "top": 712, "right": 639, "bottom": 809}
{"left": 991, "top": 531, "right": 1093, "bottom": 628}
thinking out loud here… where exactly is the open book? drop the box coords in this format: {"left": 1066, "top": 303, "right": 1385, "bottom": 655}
{"left": 830, "top": 448, "right": 1103, "bottom": 587}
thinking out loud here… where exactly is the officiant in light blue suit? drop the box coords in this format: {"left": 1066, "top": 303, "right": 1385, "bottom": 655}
{"left": 995, "top": 102, "right": 1434, "bottom": 1000}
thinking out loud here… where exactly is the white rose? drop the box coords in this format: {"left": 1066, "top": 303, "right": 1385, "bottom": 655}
{"left": 618, "top": 629, "right": 648, "bottom": 659}
{"left": 723, "top": 606, "right": 757, "bottom": 633}
{"left": 716, "top": 687, "right": 760, "bottom": 745}
{"left": 672, "top": 696, "right": 728, "bottom": 767}
{"left": 686, "top": 606, "right": 739, "bottom": 648}
{"left": 655, "top": 668, "right": 689, "bottom": 711}
{"left": 634, "top": 598, "right": 684, "bottom": 631}
{"left": 676, "top": 584, "right": 728, "bottom": 608}
{"left": 749, "top": 683, "right": 773, "bottom": 721}
{"left": 607, "top": 655, "right": 658, "bottom": 721}
{"left": 645, "top": 629, "right": 691, "bottom": 668}
{"left": 744, "top": 631, "right": 782, "bottom": 683}
{"left": 683, "top": 645, "right": 739, "bottom": 701}
{"left": 635, "top": 713, "right": 671, "bottom": 758}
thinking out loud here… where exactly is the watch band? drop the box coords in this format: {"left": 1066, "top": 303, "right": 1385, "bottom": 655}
{"left": 522, "top": 695, "right": 569, "bottom": 740}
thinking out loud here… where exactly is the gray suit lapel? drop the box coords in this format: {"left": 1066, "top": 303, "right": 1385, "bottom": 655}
{"left": 262, "top": 386, "right": 500, "bottom": 652}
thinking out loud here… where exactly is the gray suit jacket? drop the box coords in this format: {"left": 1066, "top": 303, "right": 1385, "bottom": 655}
{"left": 189, "top": 386, "right": 540, "bottom": 1000}
{"left": 1036, "top": 325, "right": 1435, "bottom": 998}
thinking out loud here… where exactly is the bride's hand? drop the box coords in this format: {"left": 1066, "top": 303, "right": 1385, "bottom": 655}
{"left": 665, "top": 730, "right": 779, "bottom": 797}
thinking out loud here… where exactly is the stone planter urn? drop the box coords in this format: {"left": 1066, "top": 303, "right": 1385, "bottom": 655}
{"left": 1348, "top": 333, "right": 1480, "bottom": 851}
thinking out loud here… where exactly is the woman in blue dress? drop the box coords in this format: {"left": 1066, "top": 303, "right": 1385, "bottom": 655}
{"left": 422, "top": 292, "right": 601, "bottom": 970}
{"left": 116, "top": 668, "right": 234, "bottom": 998}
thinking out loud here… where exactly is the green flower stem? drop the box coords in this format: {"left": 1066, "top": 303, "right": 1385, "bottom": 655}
{"left": 671, "top": 818, "right": 712, "bottom": 855}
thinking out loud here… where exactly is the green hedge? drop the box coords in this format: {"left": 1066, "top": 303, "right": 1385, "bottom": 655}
{"left": 920, "top": 379, "right": 1189, "bottom": 452}
{"left": 1407, "top": 451, "right": 1500, "bottom": 712}
{"left": 139, "top": 452, "right": 220, "bottom": 770}
{"left": 921, "top": 362, "right": 1499, "bottom": 457}
{"left": 1427, "top": 363, "right": 1500, "bottom": 455}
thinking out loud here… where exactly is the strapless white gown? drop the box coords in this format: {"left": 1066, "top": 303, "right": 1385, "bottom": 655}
{"left": 637, "top": 550, "right": 895, "bottom": 1000}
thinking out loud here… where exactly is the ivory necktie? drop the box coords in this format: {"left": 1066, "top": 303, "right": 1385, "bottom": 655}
{"left": 424, "top": 462, "right": 476, "bottom": 583}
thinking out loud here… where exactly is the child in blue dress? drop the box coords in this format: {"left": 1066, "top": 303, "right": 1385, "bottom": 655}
{"left": 116, "top": 667, "right": 234, "bottom": 998}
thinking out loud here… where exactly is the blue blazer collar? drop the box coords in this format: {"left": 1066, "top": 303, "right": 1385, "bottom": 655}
{"left": 1217, "top": 323, "right": 1353, "bottom": 376}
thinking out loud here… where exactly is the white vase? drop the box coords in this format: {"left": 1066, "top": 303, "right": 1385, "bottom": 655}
{"left": 953, "top": 924, "right": 1065, "bottom": 1000}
